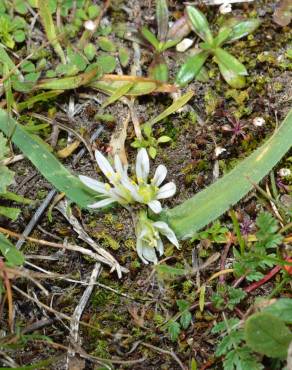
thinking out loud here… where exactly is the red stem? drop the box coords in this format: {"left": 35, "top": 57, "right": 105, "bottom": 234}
{"left": 244, "top": 265, "right": 281, "bottom": 293}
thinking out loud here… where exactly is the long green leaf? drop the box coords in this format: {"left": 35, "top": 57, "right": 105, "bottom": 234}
{"left": 38, "top": 0, "right": 66, "bottom": 64}
{"left": 0, "top": 110, "right": 98, "bottom": 208}
{"left": 36, "top": 67, "right": 101, "bottom": 90}
{"left": 160, "top": 109, "right": 292, "bottom": 239}
{"left": 0, "top": 205, "right": 20, "bottom": 220}
{"left": 17, "top": 90, "right": 64, "bottom": 111}
{"left": 176, "top": 51, "right": 209, "bottom": 87}
{"left": 0, "top": 232, "right": 24, "bottom": 266}
{"left": 141, "top": 27, "right": 160, "bottom": 50}
{"left": 90, "top": 80, "right": 158, "bottom": 96}
{"left": 0, "top": 45, "right": 20, "bottom": 74}
{"left": 101, "top": 82, "right": 133, "bottom": 108}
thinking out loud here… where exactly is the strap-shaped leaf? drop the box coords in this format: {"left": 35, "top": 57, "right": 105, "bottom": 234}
{"left": 214, "top": 48, "right": 248, "bottom": 76}
{"left": 0, "top": 232, "right": 24, "bottom": 266}
{"left": 0, "top": 110, "right": 98, "bottom": 209}
{"left": 160, "top": 109, "right": 292, "bottom": 239}
{"left": 141, "top": 26, "right": 160, "bottom": 50}
{"left": 38, "top": 0, "right": 66, "bottom": 64}
{"left": 176, "top": 50, "right": 209, "bottom": 86}
{"left": 186, "top": 6, "right": 213, "bottom": 44}
{"left": 36, "top": 67, "right": 101, "bottom": 90}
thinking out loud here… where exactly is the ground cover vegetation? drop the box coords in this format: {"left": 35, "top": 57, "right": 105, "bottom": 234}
{"left": 0, "top": 0, "right": 291, "bottom": 369}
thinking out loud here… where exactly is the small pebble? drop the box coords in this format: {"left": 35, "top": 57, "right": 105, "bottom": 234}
{"left": 176, "top": 38, "right": 194, "bottom": 52}
{"left": 278, "top": 168, "right": 291, "bottom": 177}
{"left": 253, "top": 117, "right": 265, "bottom": 127}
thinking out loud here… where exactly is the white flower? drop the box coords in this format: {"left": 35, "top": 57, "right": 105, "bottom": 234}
{"left": 79, "top": 148, "right": 176, "bottom": 213}
{"left": 136, "top": 211, "right": 179, "bottom": 264}
{"left": 132, "top": 148, "right": 176, "bottom": 213}
{"left": 219, "top": 2, "right": 232, "bottom": 14}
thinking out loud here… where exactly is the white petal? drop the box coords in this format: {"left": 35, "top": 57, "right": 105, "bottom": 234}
{"left": 142, "top": 245, "right": 158, "bottom": 264}
{"left": 136, "top": 148, "right": 150, "bottom": 183}
{"left": 88, "top": 197, "right": 115, "bottom": 208}
{"left": 156, "top": 238, "right": 164, "bottom": 256}
{"left": 153, "top": 221, "right": 179, "bottom": 248}
{"left": 79, "top": 175, "right": 109, "bottom": 195}
{"left": 136, "top": 239, "right": 149, "bottom": 264}
{"left": 156, "top": 182, "right": 176, "bottom": 199}
{"left": 148, "top": 200, "right": 162, "bottom": 214}
{"left": 95, "top": 150, "right": 115, "bottom": 182}
{"left": 114, "top": 155, "right": 127, "bottom": 175}
{"left": 152, "top": 165, "right": 167, "bottom": 186}
{"left": 108, "top": 188, "right": 127, "bottom": 203}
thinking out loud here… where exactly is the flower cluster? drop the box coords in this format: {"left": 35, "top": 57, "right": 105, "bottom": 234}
{"left": 136, "top": 211, "right": 179, "bottom": 264}
{"left": 79, "top": 148, "right": 176, "bottom": 214}
{"left": 80, "top": 148, "right": 179, "bottom": 264}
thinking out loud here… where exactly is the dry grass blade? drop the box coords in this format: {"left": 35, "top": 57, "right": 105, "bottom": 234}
{"left": 0, "top": 226, "right": 128, "bottom": 277}
{"left": 55, "top": 200, "right": 126, "bottom": 278}
{"left": 67, "top": 263, "right": 101, "bottom": 368}
{"left": 109, "top": 111, "right": 130, "bottom": 165}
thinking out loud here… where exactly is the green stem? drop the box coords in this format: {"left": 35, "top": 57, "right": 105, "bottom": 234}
{"left": 230, "top": 209, "right": 245, "bottom": 255}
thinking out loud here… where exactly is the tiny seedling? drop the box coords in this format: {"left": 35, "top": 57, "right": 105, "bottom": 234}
{"left": 191, "top": 220, "right": 228, "bottom": 243}
{"left": 131, "top": 123, "right": 172, "bottom": 159}
{"left": 233, "top": 212, "right": 283, "bottom": 281}
{"left": 165, "top": 299, "right": 192, "bottom": 341}
{"left": 176, "top": 6, "right": 260, "bottom": 88}
{"left": 212, "top": 285, "right": 246, "bottom": 310}
{"left": 212, "top": 317, "right": 263, "bottom": 370}
{"left": 141, "top": 0, "right": 179, "bottom": 81}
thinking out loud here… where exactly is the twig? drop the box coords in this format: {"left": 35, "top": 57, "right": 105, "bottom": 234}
{"left": 16, "top": 189, "right": 57, "bottom": 250}
{"left": 0, "top": 154, "right": 24, "bottom": 166}
{"left": 141, "top": 342, "right": 186, "bottom": 370}
{"left": 219, "top": 240, "right": 232, "bottom": 284}
{"left": 30, "top": 112, "right": 95, "bottom": 161}
{"left": 67, "top": 263, "right": 101, "bottom": 368}
{"left": 0, "top": 226, "right": 128, "bottom": 277}
{"left": 126, "top": 98, "right": 142, "bottom": 140}
{"left": 109, "top": 111, "right": 130, "bottom": 165}
{"left": 244, "top": 265, "right": 282, "bottom": 293}
{"left": 12, "top": 285, "right": 116, "bottom": 337}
